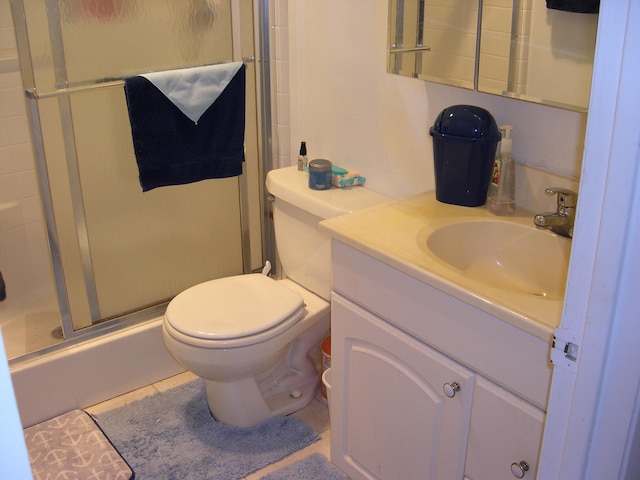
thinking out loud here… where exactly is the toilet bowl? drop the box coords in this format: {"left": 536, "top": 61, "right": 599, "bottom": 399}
{"left": 162, "top": 165, "right": 388, "bottom": 427}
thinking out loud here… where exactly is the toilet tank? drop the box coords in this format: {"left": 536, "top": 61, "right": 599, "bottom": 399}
{"left": 266, "top": 166, "right": 388, "bottom": 301}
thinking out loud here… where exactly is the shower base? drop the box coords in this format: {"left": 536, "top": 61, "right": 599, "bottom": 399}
{"left": 10, "top": 317, "right": 183, "bottom": 427}
{"left": 1, "top": 306, "right": 64, "bottom": 359}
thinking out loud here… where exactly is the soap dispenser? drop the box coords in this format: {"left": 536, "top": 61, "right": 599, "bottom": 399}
{"left": 486, "top": 125, "right": 516, "bottom": 215}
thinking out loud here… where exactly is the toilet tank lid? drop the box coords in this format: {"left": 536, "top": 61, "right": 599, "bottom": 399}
{"left": 266, "top": 166, "right": 389, "bottom": 220}
{"left": 165, "top": 274, "right": 304, "bottom": 340}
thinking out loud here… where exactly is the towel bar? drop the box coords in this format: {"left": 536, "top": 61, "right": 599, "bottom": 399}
{"left": 24, "top": 58, "right": 255, "bottom": 100}
{"left": 388, "top": 46, "right": 432, "bottom": 54}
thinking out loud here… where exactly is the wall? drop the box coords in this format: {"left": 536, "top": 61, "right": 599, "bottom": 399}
{"left": 286, "top": 0, "right": 585, "bottom": 214}
{"left": 0, "top": 0, "right": 55, "bottom": 314}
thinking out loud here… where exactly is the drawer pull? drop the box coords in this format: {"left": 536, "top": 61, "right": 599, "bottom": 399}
{"left": 510, "top": 460, "right": 530, "bottom": 478}
{"left": 443, "top": 381, "right": 461, "bottom": 398}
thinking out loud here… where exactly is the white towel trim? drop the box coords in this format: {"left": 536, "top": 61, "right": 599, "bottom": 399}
{"left": 141, "top": 62, "right": 243, "bottom": 124}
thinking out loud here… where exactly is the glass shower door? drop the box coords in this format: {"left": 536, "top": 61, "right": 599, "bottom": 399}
{"left": 12, "top": 0, "right": 260, "bottom": 333}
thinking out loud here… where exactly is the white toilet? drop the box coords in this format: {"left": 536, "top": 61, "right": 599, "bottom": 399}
{"left": 162, "top": 165, "right": 388, "bottom": 427}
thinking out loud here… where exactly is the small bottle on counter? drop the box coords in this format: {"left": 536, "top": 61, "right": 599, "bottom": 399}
{"left": 297, "top": 141, "right": 308, "bottom": 172}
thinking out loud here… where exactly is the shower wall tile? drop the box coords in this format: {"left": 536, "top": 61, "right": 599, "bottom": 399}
{"left": 0, "top": 142, "right": 32, "bottom": 174}
{"left": 0, "top": 0, "right": 53, "bottom": 310}
{"left": 0, "top": 201, "right": 20, "bottom": 233}
{"left": 270, "top": 0, "right": 291, "bottom": 168}
{"left": 275, "top": 91, "right": 290, "bottom": 126}
{"left": 274, "top": 123, "right": 290, "bottom": 159}
{"left": 272, "top": 0, "right": 289, "bottom": 28}
{"left": 0, "top": 0, "right": 12, "bottom": 26}
{"left": 1, "top": 222, "right": 33, "bottom": 299}
{"left": 274, "top": 59, "right": 290, "bottom": 94}
{"left": 0, "top": 84, "right": 24, "bottom": 116}
{"left": 0, "top": 0, "right": 15, "bottom": 53}
{"left": 0, "top": 114, "right": 30, "bottom": 146}
{"left": 0, "top": 171, "right": 39, "bottom": 204}
{"left": 0, "top": 70, "right": 21, "bottom": 89}
{"left": 0, "top": 145, "right": 14, "bottom": 175}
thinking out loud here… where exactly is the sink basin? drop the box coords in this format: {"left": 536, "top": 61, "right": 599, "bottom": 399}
{"left": 426, "top": 220, "right": 571, "bottom": 299}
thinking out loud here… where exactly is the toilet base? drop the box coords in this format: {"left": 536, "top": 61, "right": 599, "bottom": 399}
{"left": 203, "top": 313, "right": 329, "bottom": 427}
{"left": 204, "top": 358, "right": 319, "bottom": 427}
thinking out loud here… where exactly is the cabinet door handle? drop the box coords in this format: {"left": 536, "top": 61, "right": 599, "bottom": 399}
{"left": 510, "top": 460, "right": 530, "bottom": 478}
{"left": 443, "top": 381, "right": 461, "bottom": 398}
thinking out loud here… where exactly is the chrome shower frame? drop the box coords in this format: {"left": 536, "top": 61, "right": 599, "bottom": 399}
{"left": 9, "top": 0, "right": 276, "bottom": 363}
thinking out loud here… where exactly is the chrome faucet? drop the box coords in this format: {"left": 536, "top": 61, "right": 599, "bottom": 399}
{"left": 533, "top": 187, "right": 577, "bottom": 238}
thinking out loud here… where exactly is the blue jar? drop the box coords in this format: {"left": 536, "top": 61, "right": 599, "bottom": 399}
{"left": 308, "top": 159, "right": 332, "bottom": 190}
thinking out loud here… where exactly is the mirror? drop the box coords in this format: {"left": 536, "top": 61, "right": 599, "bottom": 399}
{"left": 388, "top": 0, "right": 598, "bottom": 112}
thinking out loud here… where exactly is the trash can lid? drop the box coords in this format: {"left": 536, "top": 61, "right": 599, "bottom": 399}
{"left": 430, "top": 105, "right": 500, "bottom": 142}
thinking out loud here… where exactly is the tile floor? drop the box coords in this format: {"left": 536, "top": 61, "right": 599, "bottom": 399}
{"left": 84, "top": 371, "right": 332, "bottom": 480}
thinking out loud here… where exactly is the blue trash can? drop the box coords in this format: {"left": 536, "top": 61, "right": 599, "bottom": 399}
{"left": 430, "top": 105, "right": 501, "bottom": 207}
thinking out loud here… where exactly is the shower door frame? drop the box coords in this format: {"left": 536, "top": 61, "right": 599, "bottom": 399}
{"left": 10, "top": 0, "right": 275, "bottom": 346}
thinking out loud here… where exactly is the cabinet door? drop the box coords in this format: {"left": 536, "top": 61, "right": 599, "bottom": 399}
{"left": 331, "top": 294, "right": 475, "bottom": 480}
{"left": 465, "top": 378, "right": 545, "bottom": 479}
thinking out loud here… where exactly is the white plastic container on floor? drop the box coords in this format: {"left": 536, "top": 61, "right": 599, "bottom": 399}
{"left": 322, "top": 368, "right": 332, "bottom": 417}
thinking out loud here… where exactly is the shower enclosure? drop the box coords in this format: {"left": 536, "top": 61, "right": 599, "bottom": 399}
{"left": 6, "top": 0, "right": 271, "bottom": 359}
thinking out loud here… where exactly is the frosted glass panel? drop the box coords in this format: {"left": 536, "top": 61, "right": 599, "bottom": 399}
{"left": 17, "top": 0, "right": 233, "bottom": 93}
{"left": 70, "top": 88, "right": 243, "bottom": 319}
{"left": 58, "top": 0, "right": 233, "bottom": 85}
{"left": 34, "top": 84, "right": 243, "bottom": 329}
{"left": 13, "top": 0, "right": 252, "bottom": 331}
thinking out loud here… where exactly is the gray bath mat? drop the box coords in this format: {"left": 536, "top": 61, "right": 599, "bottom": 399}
{"left": 94, "top": 379, "right": 319, "bottom": 479}
{"left": 24, "top": 409, "right": 134, "bottom": 480}
{"left": 260, "top": 453, "right": 347, "bottom": 480}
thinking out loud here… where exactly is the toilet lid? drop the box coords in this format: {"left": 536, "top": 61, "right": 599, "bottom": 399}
{"left": 165, "top": 274, "right": 304, "bottom": 340}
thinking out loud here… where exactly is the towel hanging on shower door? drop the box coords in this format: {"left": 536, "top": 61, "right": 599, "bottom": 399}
{"left": 545, "top": 0, "right": 599, "bottom": 14}
{"left": 124, "top": 62, "right": 246, "bottom": 192}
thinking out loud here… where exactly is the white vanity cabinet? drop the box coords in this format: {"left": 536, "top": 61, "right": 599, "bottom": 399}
{"left": 329, "top": 240, "right": 550, "bottom": 480}
{"left": 332, "top": 294, "right": 475, "bottom": 479}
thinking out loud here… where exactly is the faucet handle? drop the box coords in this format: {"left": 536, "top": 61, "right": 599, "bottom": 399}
{"left": 545, "top": 187, "right": 577, "bottom": 209}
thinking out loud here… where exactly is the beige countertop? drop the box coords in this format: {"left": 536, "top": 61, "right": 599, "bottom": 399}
{"left": 320, "top": 191, "right": 569, "bottom": 341}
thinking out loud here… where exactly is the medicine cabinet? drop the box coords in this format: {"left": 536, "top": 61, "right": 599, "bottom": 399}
{"left": 388, "top": 0, "right": 598, "bottom": 112}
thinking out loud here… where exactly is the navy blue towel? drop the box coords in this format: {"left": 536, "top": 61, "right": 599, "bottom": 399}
{"left": 124, "top": 64, "right": 246, "bottom": 191}
{"left": 546, "top": 0, "right": 599, "bottom": 13}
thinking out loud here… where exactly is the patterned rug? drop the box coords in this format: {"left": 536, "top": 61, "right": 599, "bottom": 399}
{"left": 24, "top": 409, "right": 134, "bottom": 480}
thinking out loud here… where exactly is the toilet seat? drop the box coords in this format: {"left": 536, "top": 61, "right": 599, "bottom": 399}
{"left": 165, "top": 274, "right": 305, "bottom": 347}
